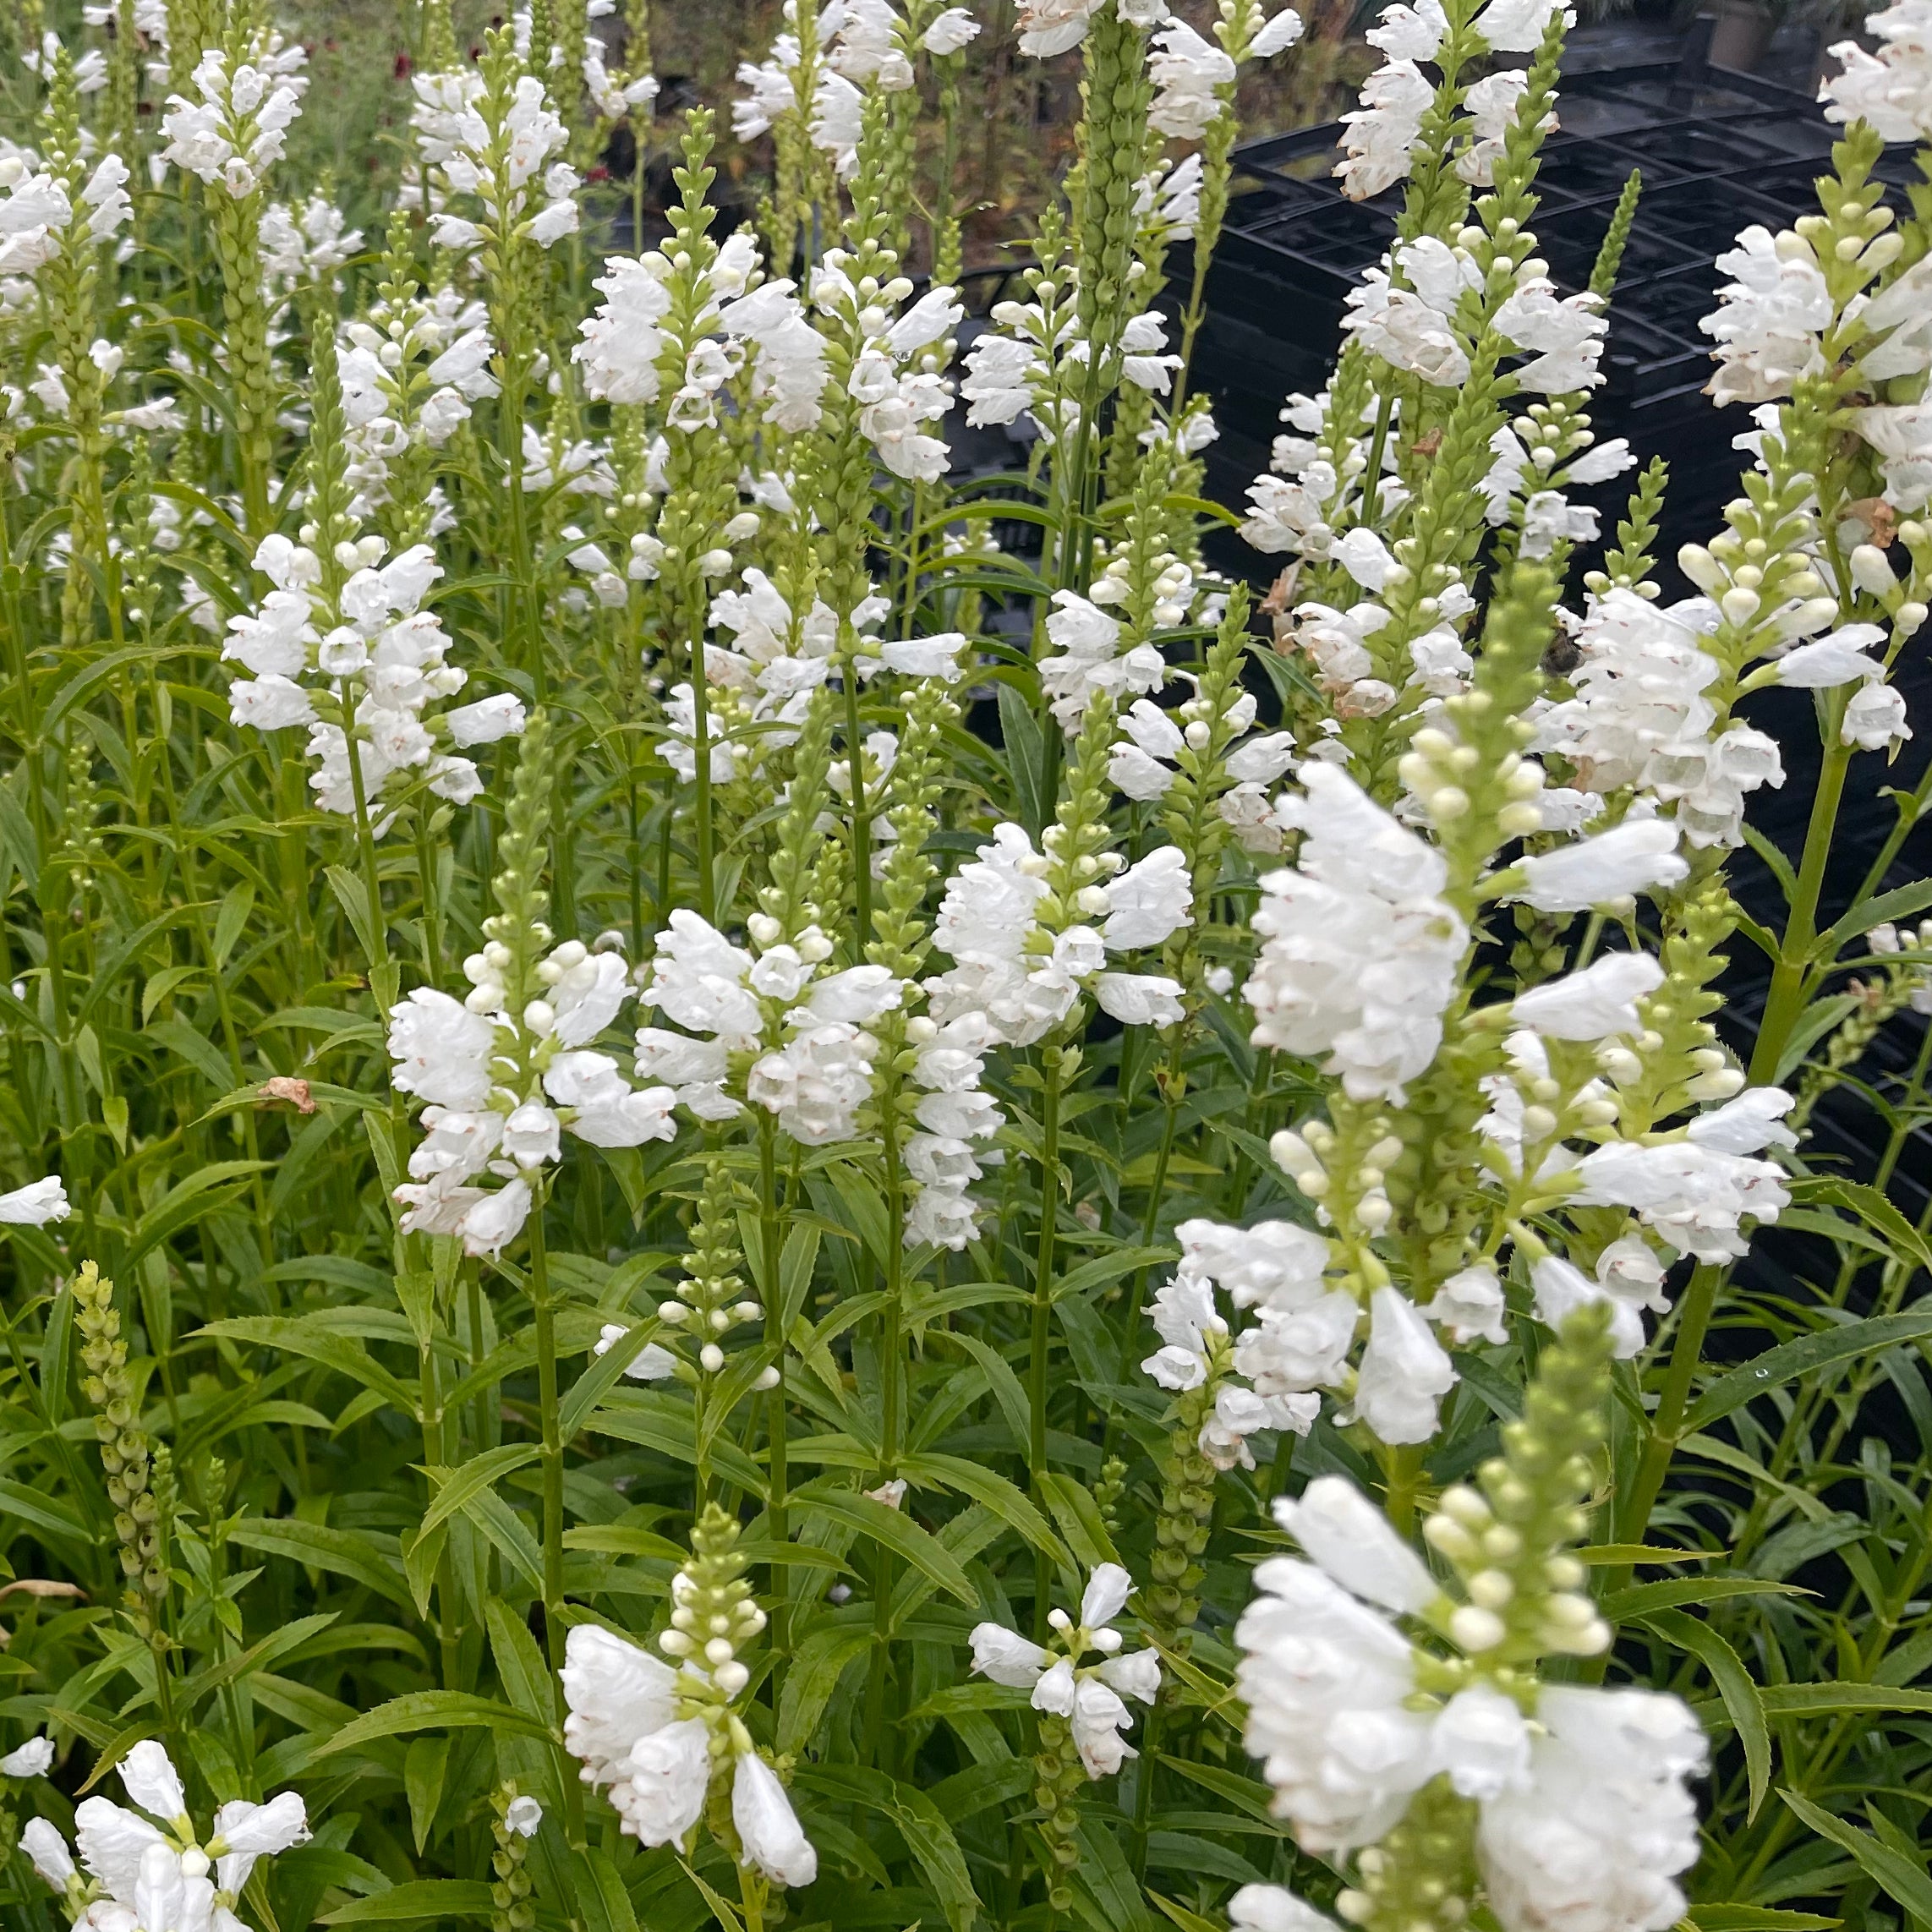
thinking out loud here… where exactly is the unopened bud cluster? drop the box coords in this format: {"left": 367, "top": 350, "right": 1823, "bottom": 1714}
{"left": 72, "top": 1262, "right": 167, "bottom": 1617}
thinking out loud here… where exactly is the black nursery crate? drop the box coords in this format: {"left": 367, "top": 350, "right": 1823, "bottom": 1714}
{"left": 1185, "top": 37, "right": 1932, "bottom": 1279}
{"left": 1185, "top": 37, "right": 1907, "bottom": 549}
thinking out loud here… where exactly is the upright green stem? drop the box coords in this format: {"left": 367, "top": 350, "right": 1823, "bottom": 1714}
{"left": 1749, "top": 723, "right": 1853, "bottom": 1085}
{"left": 1614, "top": 1260, "right": 1721, "bottom": 1557}
{"left": 760, "top": 1116, "right": 790, "bottom": 1676}
{"left": 1029, "top": 1043, "right": 1064, "bottom": 1643}
{"left": 527, "top": 1192, "right": 585, "bottom": 1845}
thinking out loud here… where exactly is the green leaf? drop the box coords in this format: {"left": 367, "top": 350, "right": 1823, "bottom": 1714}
{"left": 417, "top": 1444, "right": 540, "bottom": 1542}
{"left": 198, "top": 1316, "right": 419, "bottom": 1418}
{"left": 313, "top": 1689, "right": 552, "bottom": 1757}
{"left": 1684, "top": 1912, "right": 1841, "bottom": 1930}
{"left": 1601, "top": 1578, "right": 1805, "bottom": 1617}
{"left": 1758, "top": 1683, "right": 1932, "bottom": 1719}
{"left": 320, "top": 1880, "right": 497, "bottom": 1924}
{"left": 1681, "top": 1308, "right": 1932, "bottom": 1436}
{"left": 794, "top": 1764, "right": 981, "bottom": 1932}
{"left": 1039, "top": 1472, "right": 1119, "bottom": 1570}
{"left": 226, "top": 1519, "right": 413, "bottom": 1612}
{"left": 1779, "top": 1790, "right": 1932, "bottom": 1924}
{"left": 794, "top": 1482, "right": 977, "bottom": 1604}
{"left": 1646, "top": 1609, "right": 1770, "bottom": 1821}
{"left": 779, "top": 1621, "right": 873, "bottom": 1756}
{"left": 902, "top": 1451, "right": 1068, "bottom": 1563}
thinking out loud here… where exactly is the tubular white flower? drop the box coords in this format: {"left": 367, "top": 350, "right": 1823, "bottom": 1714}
{"left": 1351, "top": 1285, "right": 1459, "bottom": 1443}
{"left": 0, "top": 1176, "right": 71, "bottom": 1225}
{"left": 1509, "top": 818, "right": 1688, "bottom": 912}
{"left": 1244, "top": 764, "right": 1468, "bottom": 1102}
{"left": 0, "top": 1736, "right": 54, "bottom": 1777}
{"left": 1274, "top": 1475, "right": 1440, "bottom": 1612}
{"left": 1476, "top": 1685, "right": 1707, "bottom": 1932}
{"left": 733, "top": 1752, "right": 818, "bottom": 1887}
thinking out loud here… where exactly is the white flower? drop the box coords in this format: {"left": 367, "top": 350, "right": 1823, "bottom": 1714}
{"left": 1426, "top": 1265, "right": 1510, "bottom": 1347}
{"left": 1229, "top": 1885, "right": 1344, "bottom": 1932}
{"left": 1475, "top": 0, "right": 1570, "bottom": 51}
{"left": 1102, "top": 847, "right": 1193, "bottom": 950}
{"left": 1431, "top": 1683, "right": 1532, "bottom": 1801}
{"left": 923, "top": 6, "right": 981, "bottom": 52}
{"left": 0, "top": 1176, "right": 70, "bottom": 1225}
{"left": 1236, "top": 1556, "right": 1433, "bottom": 1853}
{"left": 1509, "top": 818, "right": 1688, "bottom": 912}
{"left": 21, "top": 1816, "right": 74, "bottom": 1890}
{"left": 1509, "top": 951, "right": 1663, "bottom": 1041}
{"left": 1273, "top": 1475, "right": 1439, "bottom": 1613}
{"left": 1149, "top": 20, "right": 1236, "bottom": 140}
{"left": 1844, "top": 679, "right": 1912, "bottom": 750}
{"left": 1350, "top": 1286, "right": 1459, "bottom": 1444}
{"left": 732, "top": 1752, "right": 818, "bottom": 1887}
{"left": 505, "top": 1796, "right": 544, "bottom": 1837}
{"left": 1018, "top": 0, "right": 1098, "bottom": 57}
{"left": 615, "top": 1717, "right": 711, "bottom": 1847}
{"left": 1821, "top": 0, "right": 1932, "bottom": 143}
{"left": 1573, "top": 1139, "right": 1787, "bottom": 1263}
{"left": 446, "top": 693, "right": 528, "bottom": 747}
{"left": 1094, "top": 972, "right": 1186, "bottom": 1027}
{"left": 1245, "top": 764, "right": 1468, "bottom": 1103}
{"left": 120, "top": 1742, "right": 189, "bottom": 1823}
{"left": 209, "top": 1790, "right": 309, "bottom": 1892}
{"left": 0, "top": 1736, "right": 53, "bottom": 1777}
{"left": 388, "top": 988, "right": 496, "bottom": 1110}
{"left": 561, "top": 1623, "right": 680, "bottom": 1787}
{"left": 1700, "top": 226, "right": 1831, "bottom": 407}
{"left": 74, "top": 1793, "right": 167, "bottom": 1898}
{"left": 1685, "top": 1087, "right": 1797, "bottom": 1155}
{"left": 1336, "top": 57, "right": 1433, "bottom": 201}
{"left": 1476, "top": 1685, "right": 1706, "bottom": 1932}
{"left": 1775, "top": 622, "right": 1885, "bottom": 687}
{"left": 970, "top": 1623, "right": 1053, "bottom": 1687}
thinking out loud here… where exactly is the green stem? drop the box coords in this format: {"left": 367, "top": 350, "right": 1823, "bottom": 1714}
{"left": 528, "top": 1193, "right": 585, "bottom": 1846}
{"left": 1613, "top": 1259, "right": 1722, "bottom": 1559}
{"left": 1029, "top": 1044, "right": 1064, "bottom": 1643}
{"left": 1749, "top": 722, "right": 1853, "bottom": 1086}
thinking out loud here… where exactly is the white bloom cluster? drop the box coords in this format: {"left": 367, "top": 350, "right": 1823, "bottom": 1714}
{"left": 1243, "top": 763, "right": 1468, "bottom": 1103}
{"left": 900, "top": 1008, "right": 1004, "bottom": 1250}
{"left": 1240, "top": 389, "right": 1375, "bottom": 561}
{"left": 1238, "top": 1477, "right": 1705, "bottom": 1931}
{"left": 222, "top": 530, "right": 525, "bottom": 822}
{"left": 391, "top": 937, "right": 672, "bottom": 1255}
{"left": 161, "top": 44, "right": 309, "bottom": 200}
{"left": 1700, "top": 226, "right": 1831, "bottom": 408}
{"left": 969, "top": 1564, "right": 1163, "bottom": 1776}
{"left": 1821, "top": 0, "right": 1932, "bottom": 140}
{"left": 582, "top": 33, "right": 660, "bottom": 121}
{"left": 260, "top": 192, "right": 363, "bottom": 306}
{"left": 1142, "top": 1222, "right": 1331, "bottom": 1462}
{"left": 413, "top": 68, "right": 579, "bottom": 254}
{"left": 963, "top": 291, "right": 1181, "bottom": 447}
{"left": 636, "top": 911, "right": 903, "bottom": 1144}
{"left": 1530, "top": 588, "right": 1784, "bottom": 847}
{"left": 813, "top": 261, "right": 963, "bottom": 482}
{"left": 22, "top": 1738, "right": 308, "bottom": 1932}
{"left": 1335, "top": 0, "right": 1567, "bottom": 201}
{"left": 926, "top": 824, "right": 1190, "bottom": 1045}
{"left": 338, "top": 284, "right": 501, "bottom": 516}
{"left": 561, "top": 1565, "right": 816, "bottom": 1886}
{"left": 0, "top": 144, "right": 130, "bottom": 288}
{"left": 733, "top": 0, "right": 834, "bottom": 142}
{"left": 573, "top": 231, "right": 759, "bottom": 412}
{"left": 1039, "top": 587, "right": 1170, "bottom": 731}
